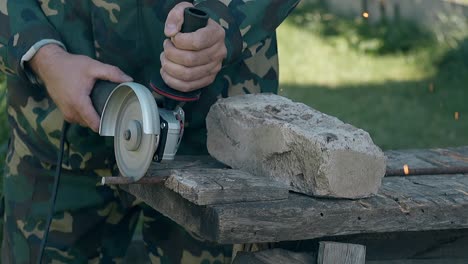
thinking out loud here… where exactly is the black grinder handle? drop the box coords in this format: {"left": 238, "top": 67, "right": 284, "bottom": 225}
{"left": 181, "top": 7, "right": 209, "bottom": 33}
{"left": 90, "top": 81, "right": 119, "bottom": 117}
{"left": 150, "top": 7, "right": 209, "bottom": 109}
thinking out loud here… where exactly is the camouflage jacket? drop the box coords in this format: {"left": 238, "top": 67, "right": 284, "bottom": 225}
{"left": 0, "top": 0, "right": 299, "bottom": 172}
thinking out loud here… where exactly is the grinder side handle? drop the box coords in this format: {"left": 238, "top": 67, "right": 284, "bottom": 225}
{"left": 150, "top": 7, "right": 209, "bottom": 108}
{"left": 181, "top": 7, "right": 209, "bottom": 33}
{"left": 90, "top": 81, "right": 119, "bottom": 116}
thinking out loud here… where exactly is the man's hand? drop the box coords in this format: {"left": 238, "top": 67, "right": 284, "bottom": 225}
{"left": 29, "top": 44, "right": 133, "bottom": 132}
{"left": 161, "top": 2, "right": 227, "bottom": 92}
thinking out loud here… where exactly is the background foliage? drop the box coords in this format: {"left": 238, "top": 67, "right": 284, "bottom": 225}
{"left": 278, "top": 2, "right": 468, "bottom": 150}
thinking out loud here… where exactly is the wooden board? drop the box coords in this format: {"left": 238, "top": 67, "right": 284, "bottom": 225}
{"left": 384, "top": 150, "right": 437, "bottom": 171}
{"left": 275, "top": 228, "right": 468, "bottom": 262}
{"left": 127, "top": 226, "right": 468, "bottom": 263}
{"left": 123, "top": 172, "right": 468, "bottom": 244}
{"left": 317, "top": 242, "right": 365, "bottom": 264}
{"left": 129, "top": 156, "right": 289, "bottom": 205}
{"left": 367, "top": 259, "right": 468, "bottom": 264}
{"left": 233, "top": 249, "right": 315, "bottom": 264}
{"left": 146, "top": 155, "right": 227, "bottom": 177}
{"left": 122, "top": 147, "right": 468, "bottom": 244}
{"left": 165, "top": 168, "right": 289, "bottom": 205}
{"left": 385, "top": 146, "right": 468, "bottom": 171}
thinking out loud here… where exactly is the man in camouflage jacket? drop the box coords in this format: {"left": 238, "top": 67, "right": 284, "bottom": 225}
{"left": 0, "top": 0, "right": 299, "bottom": 262}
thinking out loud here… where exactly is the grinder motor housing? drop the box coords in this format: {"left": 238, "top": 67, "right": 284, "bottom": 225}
{"left": 90, "top": 7, "right": 209, "bottom": 180}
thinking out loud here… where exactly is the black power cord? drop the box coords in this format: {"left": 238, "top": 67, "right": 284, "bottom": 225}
{"left": 37, "top": 121, "right": 69, "bottom": 263}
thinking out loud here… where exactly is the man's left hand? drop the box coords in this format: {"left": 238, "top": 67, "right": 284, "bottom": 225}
{"left": 161, "top": 2, "right": 227, "bottom": 92}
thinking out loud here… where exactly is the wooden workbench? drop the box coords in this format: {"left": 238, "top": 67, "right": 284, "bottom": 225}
{"left": 118, "top": 146, "right": 468, "bottom": 247}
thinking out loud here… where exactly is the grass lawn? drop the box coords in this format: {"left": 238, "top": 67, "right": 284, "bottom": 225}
{"left": 277, "top": 3, "right": 468, "bottom": 150}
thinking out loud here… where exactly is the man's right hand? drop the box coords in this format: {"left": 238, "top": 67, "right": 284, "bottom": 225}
{"left": 29, "top": 44, "right": 133, "bottom": 132}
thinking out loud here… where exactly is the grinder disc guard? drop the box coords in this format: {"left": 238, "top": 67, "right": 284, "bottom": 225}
{"left": 98, "top": 82, "right": 160, "bottom": 180}
{"left": 114, "top": 94, "right": 157, "bottom": 180}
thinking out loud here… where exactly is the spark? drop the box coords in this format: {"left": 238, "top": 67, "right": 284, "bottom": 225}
{"left": 403, "top": 164, "right": 409, "bottom": 175}
{"left": 362, "top": 12, "right": 369, "bottom": 19}
{"left": 455, "top": 112, "right": 460, "bottom": 120}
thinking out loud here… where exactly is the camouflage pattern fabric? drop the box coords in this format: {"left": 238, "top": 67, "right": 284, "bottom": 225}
{"left": 2, "top": 134, "right": 232, "bottom": 263}
{"left": 0, "top": 0, "right": 299, "bottom": 262}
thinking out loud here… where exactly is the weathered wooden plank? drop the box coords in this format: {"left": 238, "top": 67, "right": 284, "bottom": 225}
{"left": 317, "top": 242, "right": 365, "bottom": 264}
{"left": 385, "top": 146, "right": 468, "bottom": 169}
{"left": 124, "top": 172, "right": 468, "bottom": 244}
{"left": 232, "top": 249, "right": 316, "bottom": 264}
{"left": 209, "top": 174, "right": 468, "bottom": 243}
{"left": 164, "top": 168, "right": 289, "bottom": 205}
{"left": 384, "top": 150, "right": 437, "bottom": 171}
{"left": 384, "top": 147, "right": 468, "bottom": 176}
{"left": 145, "top": 155, "right": 226, "bottom": 177}
{"left": 417, "top": 149, "right": 468, "bottom": 168}
{"left": 127, "top": 229, "right": 468, "bottom": 263}
{"left": 431, "top": 147, "right": 468, "bottom": 166}
{"left": 119, "top": 183, "right": 218, "bottom": 240}
{"left": 277, "top": 228, "right": 468, "bottom": 261}
{"left": 384, "top": 147, "right": 468, "bottom": 172}
{"left": 451, "top": 146, "right": 468, "bottom": 156}
{"left": 364, "top": 229, "right": 468, "bottom": 261}
{"left": 367, "top": 259, "right": 468, "bottom": 264}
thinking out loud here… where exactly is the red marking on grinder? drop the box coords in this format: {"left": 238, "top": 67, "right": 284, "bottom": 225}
{"left": 150, "top": 82, "right": 200, "bottom": 102}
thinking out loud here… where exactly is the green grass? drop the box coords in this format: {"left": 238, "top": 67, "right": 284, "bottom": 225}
{"left": 277, "top": 4, "right": 468, "bottom": 150}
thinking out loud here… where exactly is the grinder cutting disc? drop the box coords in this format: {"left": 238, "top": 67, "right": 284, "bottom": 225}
{"left": 114, "top": 93, "right": 158, "bottom": 180}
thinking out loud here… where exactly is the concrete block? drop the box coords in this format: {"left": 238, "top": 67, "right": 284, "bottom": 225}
{"left": 206, "top": 94, "right": 386, "bottom": 199}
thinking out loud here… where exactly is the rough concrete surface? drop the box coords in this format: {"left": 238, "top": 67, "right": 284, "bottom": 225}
{"left": 206, "top": 94, "right": 386, "bottom": 199}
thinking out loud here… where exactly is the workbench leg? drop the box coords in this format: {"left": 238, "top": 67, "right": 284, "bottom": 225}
{"left": 317, "top": 241, "right": 366, "bottom": 264}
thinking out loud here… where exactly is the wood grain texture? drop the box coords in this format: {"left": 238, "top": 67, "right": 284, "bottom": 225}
{"left": 233, "top": 249, "right": 316, "bottom": 264}
{"left": 367, "top": 259, "right": 468, "bottom": 264}
{"left": 385, "top": 146, "right": 468, "bottom": 172}
{"left": 165, "top": 168, "right": 289, "bottom": 205}
{"left": 124, "top": 173, "right": 468, "bottom": 244}
{"left": 120, "top": 183, "right": 221, "bottom": 240}
{"left": 145, "top": 155, "right": 227, "bottom": 177}
{"left": 122, "top": 147, "right": 468, "bottom": 244}
{"left": 317, "top": 242, "right": 365, "bottom": 264}
{"left": 302, "top": 228, "right": 468, "bottom": 261}
{"left": 275, "top": 228, "right": 468, "bottom": 262}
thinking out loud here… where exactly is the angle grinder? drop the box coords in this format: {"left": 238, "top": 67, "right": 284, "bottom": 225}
{"left": 37, "top": 7, "right": 209, "bottom": 263}
{"left": 91, "top": 7, "right": 209, "bottom": 181}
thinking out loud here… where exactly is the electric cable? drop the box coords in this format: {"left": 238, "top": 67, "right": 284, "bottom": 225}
{"left": 37, "top": 121, "right": 69, "bottom": 264}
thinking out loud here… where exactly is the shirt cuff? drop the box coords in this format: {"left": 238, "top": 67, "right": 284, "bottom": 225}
{"left": 20, "top": 39, "right": 66, "bottom": 69}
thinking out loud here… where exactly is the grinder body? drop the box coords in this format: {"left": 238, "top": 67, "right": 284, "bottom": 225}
{"left": 91, "top": 81, "right": 185, "bottom": 180}
{"left": 90, "top": 7, "right": 208, "bottom": 180}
